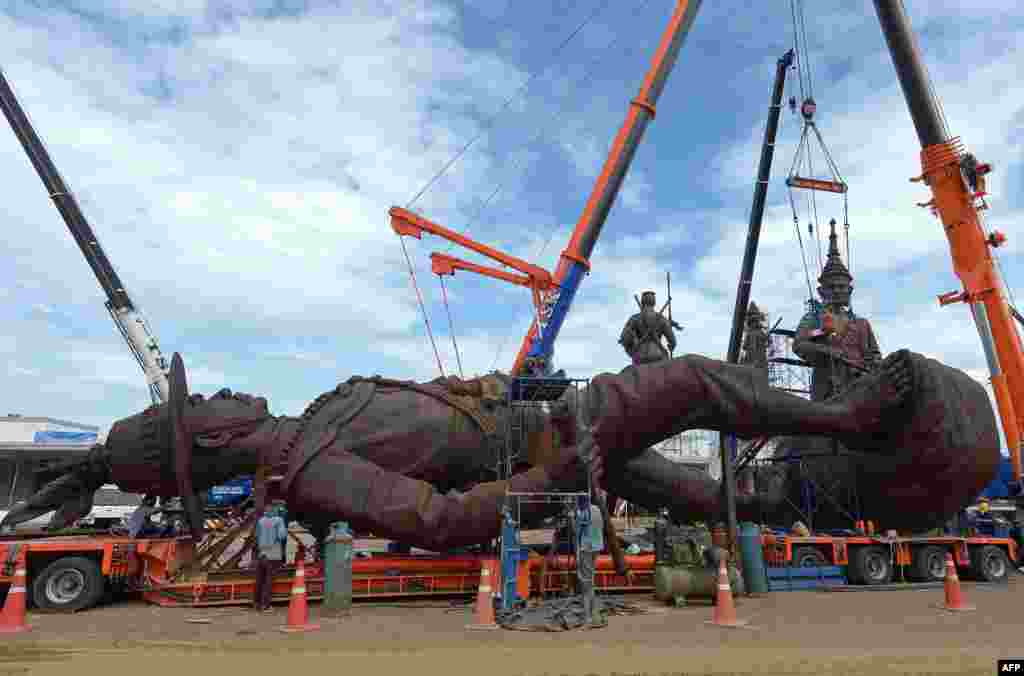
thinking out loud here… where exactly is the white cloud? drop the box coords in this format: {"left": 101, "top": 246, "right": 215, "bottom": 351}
{"left": 0, "top": 1, "right": 1020, "bottom": 448}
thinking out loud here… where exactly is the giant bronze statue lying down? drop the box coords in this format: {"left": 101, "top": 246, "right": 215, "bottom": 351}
{"left": 2, "top": 349, "right": 1001, "bottom": 549}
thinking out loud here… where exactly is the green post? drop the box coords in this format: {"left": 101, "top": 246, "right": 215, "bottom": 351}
{"left": 737, "top": 521, "right": 769, "bottom": 594}
{"left": 322, "top": 521, "right": 353, "bottom": 617}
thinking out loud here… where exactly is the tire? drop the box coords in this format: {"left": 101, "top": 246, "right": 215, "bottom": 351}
{"left": 969, "top": 545, "right": 1010, "bottom": 583}
{"left": 849, "top": 546, "right": 893, "bottom": 585}
{"left": 791, "top": 546, "right": 828, "bottom": 568}
{"left": 31, "top": 556, "right": 105, "bottom": 612}
{"left": 910, "top": 545, "right": 948, "bottom": 582}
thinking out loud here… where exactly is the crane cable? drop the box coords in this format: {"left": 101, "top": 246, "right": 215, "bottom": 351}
{"left": 398, "top": 235, "right": 446, "bottom": 379}
{"left": 404, "top": 0, "right": 617, "bottom": 212}
{"left": 786, "top": 0, "right": 858, "bottom": 400}
{"left": 481, "top": 0, "right": 660, "bottom": 372}
{"left": 438, "top": 276, "right": 464, "bottom": 379}
{"left": 395, "top": 0, "right": 618, "bottom": 378}
{"left": 785, "top": 0, "right": 852, "bottom": 289}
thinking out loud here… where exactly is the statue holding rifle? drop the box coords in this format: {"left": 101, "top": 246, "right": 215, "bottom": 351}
{"left": 619, "top": 287, "right": 680, "bottom": 366}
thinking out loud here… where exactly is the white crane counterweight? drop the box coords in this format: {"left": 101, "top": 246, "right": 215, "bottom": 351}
{"left": 0, "top": 68, "right": 169, "bottom": 404}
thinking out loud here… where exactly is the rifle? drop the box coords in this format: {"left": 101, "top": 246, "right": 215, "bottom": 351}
{"left": 631, "top": 295, "right": 682, "bottom": 331}
{"left": 667, "top": 272, "right": 674, "bottom": 358}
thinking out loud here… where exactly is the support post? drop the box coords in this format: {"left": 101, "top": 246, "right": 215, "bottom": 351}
{"left": 322, "top": 521, "right": 353, "bottom": 617}
{"left": 719, "top": 49, "right": 794, "bottom": 555}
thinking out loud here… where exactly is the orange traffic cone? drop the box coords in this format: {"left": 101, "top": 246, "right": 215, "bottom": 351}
{"left": 0, "top": 548, "right": 30, "bottom": 634}
{"left": 280, "top": 551, "right": 320, "bottom": 633}
{"left": 937, "top": 552, "right": 974, "bottom": 612}
{"left": 705, "top": 554, "right": 749, "bottom": 628}
{"left": 466, "top": 557, "right": 500, "bottom": 631}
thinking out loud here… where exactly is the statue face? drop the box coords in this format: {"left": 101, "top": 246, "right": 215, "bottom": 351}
{"left": 819, "top": 279, "right": 852, "bottom": 308}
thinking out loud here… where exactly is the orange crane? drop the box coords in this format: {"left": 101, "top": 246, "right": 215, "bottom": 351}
{"left": 874, "top": 0, "right": 1023, "bottom": 485}
{"left": 391, "top": 0, "right": 703, "bottom": 377}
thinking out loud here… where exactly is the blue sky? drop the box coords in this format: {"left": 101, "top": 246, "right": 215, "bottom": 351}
{"left": 0, "top": 0, "right": 1022, "bottom": 438}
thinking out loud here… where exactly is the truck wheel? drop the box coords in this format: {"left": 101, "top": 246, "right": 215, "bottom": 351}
{"left": 970, "top": 545, "right": 1009, "bottom": 583}
{"left": 910, "top": 545, "right": 948, "bottom": 582}
{"left": 31, "top": 556, "right": 105, "bottom": 612}
{"left": 791, "top": 546, "right": 828, "bottom": 568}
{"left": 849, "top": 546, "right": 892, "bottom": 585}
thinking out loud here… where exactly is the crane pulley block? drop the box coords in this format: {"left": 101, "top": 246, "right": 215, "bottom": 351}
{"left": 785, "top": 176, "right": 848, "bottom": 194}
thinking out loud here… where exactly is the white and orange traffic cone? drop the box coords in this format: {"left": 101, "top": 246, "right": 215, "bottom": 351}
{"left": 0, "top": 547, "right": 30, "bottom": 634}
{"left": 937, "top": 552, "right": 974, "bottom": 612}
{"left": 705, "top": 554, "right": 749, "bottom": 628}
{"left": 466, "top": 557, "right": 500, "bottom": 631}
{"left": 280, "top": 549, "right": 320, "bottom": 633}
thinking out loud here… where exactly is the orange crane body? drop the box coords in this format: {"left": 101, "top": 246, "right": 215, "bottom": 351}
{"left": 875, "top": 0, "right": 1024, "bottom": 483}
{"left": 918, "top": 139, "right": 1024, "bottom": 481}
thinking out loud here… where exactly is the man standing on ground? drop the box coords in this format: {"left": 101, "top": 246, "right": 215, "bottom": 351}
{"left": 254, "top": 501, "right": 288, "bottom": 612}
{"left": 576, "top": 497, "right": 605, "bottom": 627}
{"left": 126, "top": 495, "right": 158, "bottom": 538}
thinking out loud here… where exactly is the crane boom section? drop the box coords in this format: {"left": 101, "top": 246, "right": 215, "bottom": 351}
{"left": 512, "top": 0, "right": 704, "bottom": 375}
{"left": 431, "top": 253, "right": 536, "bottom": 289}
{"left": 390, "top": 207, "right": 554, "bottom": 289}
{"left": 0, "top": 68, "right": 169, "bottom": 403}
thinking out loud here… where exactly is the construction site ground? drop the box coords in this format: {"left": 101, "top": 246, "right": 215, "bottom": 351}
{"left": 1, "top": 572, "right": 1020, "bottom": 676}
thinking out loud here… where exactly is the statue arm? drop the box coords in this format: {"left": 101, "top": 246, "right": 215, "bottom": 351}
{"left": 862, "top": 320, "right": 883, "bottom": 369}
{"left": 793, "top": 315, "right": 829, "bottom": 364}
{"left": 661, "top": 317, "right": 677, "bottom": 352}
{"left": 619, "top": 319, "right": 637, "bottom": 352}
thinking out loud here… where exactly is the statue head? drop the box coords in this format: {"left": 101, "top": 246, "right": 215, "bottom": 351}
{"left": 745, "top": 302, "right": 767, "bottom": 331}
{"left": 817, "top": 219, "right": 853, "bottom": 309}
{"left": 1, "top": 354, "right": 271, "bottom": 538}
{"left": 641, "top": 291, "right": 656, "bottom": 309}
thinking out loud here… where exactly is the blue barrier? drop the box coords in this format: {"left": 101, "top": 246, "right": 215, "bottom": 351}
{"left": 767, "top": 565, "right": 847, "bottom": 591}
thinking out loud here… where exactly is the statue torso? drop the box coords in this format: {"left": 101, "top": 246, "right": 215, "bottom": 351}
{"left": 796, "top": 309, "right": 880, "bottom": 401}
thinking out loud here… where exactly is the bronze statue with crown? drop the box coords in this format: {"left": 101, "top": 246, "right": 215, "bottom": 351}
{"left": 793, "top": 219, "right": 882, "bottom": 402}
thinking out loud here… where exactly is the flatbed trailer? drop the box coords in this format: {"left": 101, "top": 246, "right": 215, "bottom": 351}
{"left": 0, "top": 529, "right": 658, "bottom": 613}
{"left": 762, "top": 532, "right": 1018, "bottom": 585}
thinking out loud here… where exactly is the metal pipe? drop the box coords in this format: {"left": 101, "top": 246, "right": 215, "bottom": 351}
{"left": 972, "top": 303, "right": 1022, "bottom": 479}
{"left": 719, "top": 49, "right": 794, "bottom": 555}
{"left": 7, "top": 460, "right": 19, "bottom": 508}
{"left": 872, "top": 0, "right": 948, "bottom": 147}
{"left": 972, "top": 303, "right": 1002, "bottom": 376}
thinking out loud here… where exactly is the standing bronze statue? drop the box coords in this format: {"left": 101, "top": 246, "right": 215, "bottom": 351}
{"left": 794, "top": 220, "right": 882, "bottom": 401}
{"left": 740, "top": 302, "right": 770, "bottom": 373}
{"left": 619, "top": 291, "right": 678, "bottom": 365}
{"left": 3, "top": 343, "right": 1001, "bottom": 548}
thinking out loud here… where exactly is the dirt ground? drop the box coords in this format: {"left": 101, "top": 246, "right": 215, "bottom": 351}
{"left": 1, "top": 575, "right": 1021, "bottom": 676}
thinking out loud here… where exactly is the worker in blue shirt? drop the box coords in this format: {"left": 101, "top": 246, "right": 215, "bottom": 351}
{"left": 253, "top": 501, "right": 288, "bottom": 611}
{"left": 576, "top": 498, "right": 604, "bottom": 626}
